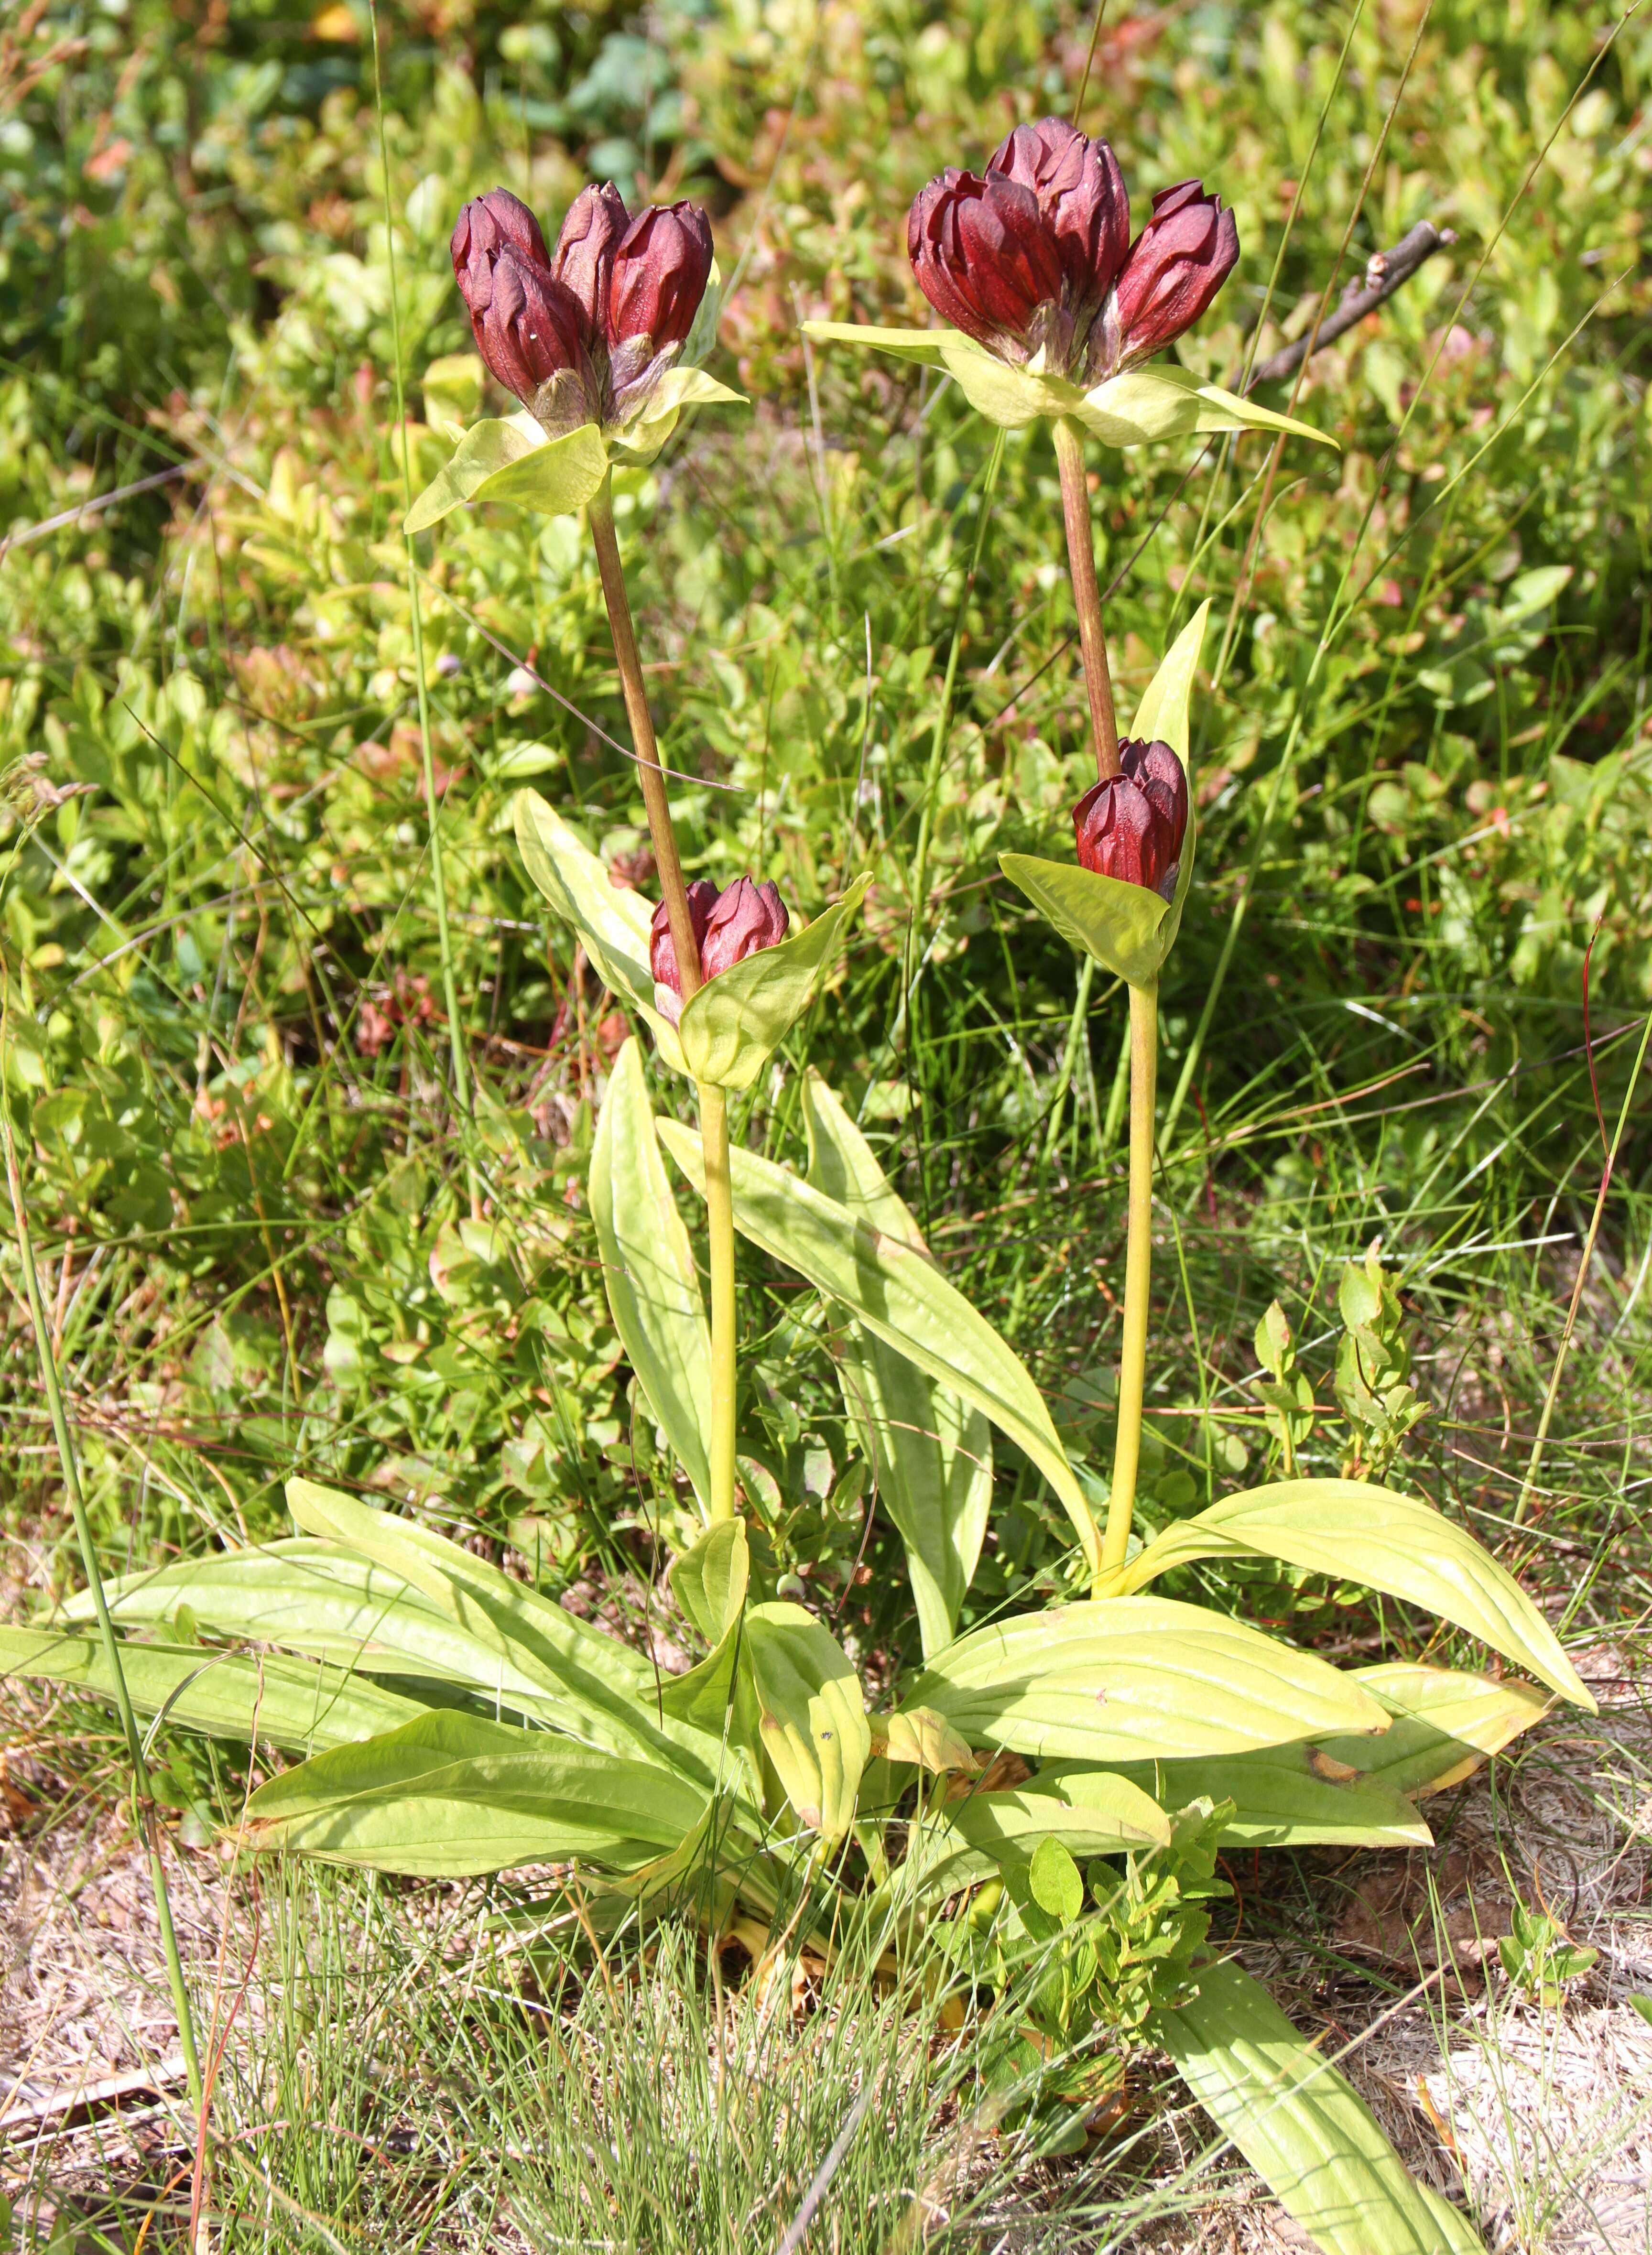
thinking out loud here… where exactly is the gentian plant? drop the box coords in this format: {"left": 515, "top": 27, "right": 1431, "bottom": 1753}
{"left": 2, "top": 152, "right": 1593, "bottom": 2252}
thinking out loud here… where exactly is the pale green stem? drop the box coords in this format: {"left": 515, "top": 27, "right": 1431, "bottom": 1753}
{"left": 698, "top": 1080, "right": 739, "bottom": 1525}
{"left": 1053, "top": 415, "right": 1120, "bottom": 781}
{"left": 1102, "top": 978, "right": 1158, "bottom": 1579}
{"left": 4, "top": 1104, "right": 202, "bottom": 2106}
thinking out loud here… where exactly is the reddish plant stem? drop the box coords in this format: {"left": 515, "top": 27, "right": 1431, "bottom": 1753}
{"left": 1053, "top": 415, "right": 1121, "bottom": 780}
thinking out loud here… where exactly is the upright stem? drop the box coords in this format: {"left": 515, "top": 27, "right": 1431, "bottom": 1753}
{"left": 4, "top": 1109, "right": 202, "bottom": 2105}
{"left": 1053, "top": 415, "right": 1120, "bottom": 781}
{"left": 1101, "top": 978, "right": 1158, "bottom": 1578}
{"left": 588, "top": 474, "right": 703, "bottom": 1003}
{"left": 698, "top": 1081, "right": 739, "bottom": 1523}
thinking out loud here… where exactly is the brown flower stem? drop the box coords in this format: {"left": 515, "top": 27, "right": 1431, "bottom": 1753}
{"left": 1053, "top": 415, "right": 1120, "bottom": 781}
{"left": 697, "top": 1080, "right": 739, "bottom": 1525}
{"left": 1101, "top": 976, "right": 1157, "bottom": 1580}
{"left": 588, "top": 473, "right": 702, "bottom": 1001}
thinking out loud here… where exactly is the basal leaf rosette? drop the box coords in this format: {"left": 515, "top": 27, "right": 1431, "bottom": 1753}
{"left": 513, "top": 790, "right": 869, "bottom": 1092}
{"left": 1001, "top": 601, "right": 1209, "bottom": 987}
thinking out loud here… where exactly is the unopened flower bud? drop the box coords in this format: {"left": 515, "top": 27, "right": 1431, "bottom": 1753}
{"left": 649, "top": 878, "right": 718, "bottom": 1023}
{"left": 1103, "top": 182, "right": 1239, "bottom": 372}
{"left": 450, "top": 189, "right": 589, "bottom": 417}
{"left": 648, "top": 876, "right": 789, "bottom": 1024}
{"left": 1072, "top": 738, "right": 1188, "bottom": 900}
{"left": 610, "top": 203, "right": 715, "bottom": 353}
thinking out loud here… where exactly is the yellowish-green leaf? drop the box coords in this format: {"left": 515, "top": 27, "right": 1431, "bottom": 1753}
{"left": 801, "top": 1073, "right": 991, "bottom": 1655}
{"left": 1157, "top": 1962, "right": 1484, "bottom": 2254}
{"left": 744, "top": 1602, "right": 870, "bottom": 1840}
{"left": 590, "top": 1037, "right": 712, "bottom": 1511}
{"left": 1100, "top": 1745, "right": 1432, "bottom": 1848}
{"left": 894, "top": 1768, "right": 1169, "bottom": 1909}
{"left": 242, "top": 1710, "right": 712, "bottom": 1880}
{"left": 873, "top": 1705, "right": 979, "bottom": 1775}
{"left": 1321, "top": 1663, "right": 1553, "bottom": 1799}
{"left": 658, "top": 1519, "right": 760, "bottom": 1763}
{"left": 1074, "top": 366, "right": 1336, "bottom": 451}
{"left": 1105, "top": 1477, "right": 1594, "bottom": 1710}
{"left": 656, "top": 1121, "right": 1100, "bottom": 1577}
{"left": 800, "top": 320, "right": 950, "bottom": 367}
{"left": 909, "top": 1596, "right": 1388, "bottom": 1763}
{"left": 937, "top": 335, "right": 1083, "bottom": 428}
{"left": 1130, "top": 600, "right": 1210, "bottom": 758}
{"left": 676, "top": 876, "right": 870, "bottom": 1090}
{"left": 998, "top": 855, "right": 1170, "bottom": 987}
{"left": 406, "top": 417, "right": 608, "bottom": 532}
{"left": 0, "top": 1624, "right": 427, "bottom": 1754}
{"left": 513, "top": 791, "right": 686, "bottom": 1071}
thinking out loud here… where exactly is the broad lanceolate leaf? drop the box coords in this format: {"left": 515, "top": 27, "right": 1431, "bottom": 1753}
{"left": 802, "top": 1074, "right": 991, "bottom": 1656}
{"left": 909, "top": 1597, "right": 1388, "bottom": 1764}
{"left": 1105, "top": 1477, "right": 1594, "bottom": 1710}
{"left": 0, "top": 1625, "right": 427, "bottom": 1754}
{"left": 1000, "top": 604, "right": 1210, "bottom": 987}
{"left": 655, "top": 1122, "right": 1101, "bottom": 1577}
{"left": 590, "top": 1038, "right": 712, "bottom": 1510}
{"left": 744, "top": 1602, "right": 870, "bottom": 1841}
{"left": 1157, "top": 1962, "right": 1484, "bottom": 2255}
{"left": 242, "top": 1710, "right": 713, "bottom": 1881}
{"left": 282, "top": 1482, "right": 731, "bottom": 1788}
{"left": 675, "top": 877, "right": 870, "bottom": 1091}
{"left": 1321, "top": 1664, "right": 1552, "bottom": 1799}
{"left": 891, "top": 1769, "right": 1169, "bottom": 1911}
{"left": 1099, "top": 1745, "right": 1431, "bottom": 1849}
{"left": 512, "top": 791, "right": 687, "bottom": 1071}
{"left": 800, "top": 321, "right": 950, "bottom": 368}
{"left": 406, "top": 417, "right": 609, "bottom": 532}
{"left": 1074, "top": 366, "right": 1335, "bottom": 452}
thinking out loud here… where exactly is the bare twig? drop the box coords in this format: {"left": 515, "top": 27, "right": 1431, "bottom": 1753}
{"left": 0, "top": 465, "right": 190, "bottom": 565}
{"left": 1242, "top": 220, "right": 1456, "bottom": 392}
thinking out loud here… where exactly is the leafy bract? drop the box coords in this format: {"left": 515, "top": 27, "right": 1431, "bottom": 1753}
{"left": 405, "top": 417, "right": 609, "bottom": 533}
{"left": 675, "top": 876, "right": 870, "bottom": 1091}
{"left": 242, "top": 1710, "right": 711, "bottom": 1881}
{"left": 656, "top": 1121, "right": 1100, "bottom": 1576}
{"left": 513, "top": 792, "right": 685, "bottom": 1068}
{"left": 1105, "top": 1477, "right": 1594, "bottom": 1709}
{"left": 1101, "top": 1745, "right": 1432, "bottom": 1848}
{"left": 1157, "top": 1962, "right": 1484, "bottom": 2254}
{"left": 909, "top": 1597, "right": 1387, "bottom": 1763}
{"left": 0, "top": 1625, "right": 426, "bottom": 1753}
{"left": 658, "top": 1518, "right": 758, "bottom": 1752}
{"left": 591, "top": 1037, "right": 712, "bottom": 1510}
{"left": 801, "top": 1073, "right": 991, "bottom": 1655}
{"left": 744, "top": 1602, "right": 870, "bottom": 1840}
{"left": 1000, "top": 605, "right": 1209, "bottom": 987}
{"left": 800, "top": 322, "right": 1334, "bottom": 449}
{"left": 608, "top": 366, "right": 748, "bottom": 466}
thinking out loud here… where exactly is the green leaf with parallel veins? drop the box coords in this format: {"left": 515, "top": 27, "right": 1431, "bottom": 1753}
{"left": 405, "top": 417, "right": 608, "bottom": 532}
{"left": 0, "top": 1625, "right": 427, "bottom": 1753}
{"left": 591, "top": 1037, "right": 712, "bottom": 1511}
{"left": 659, "top": 1518, "right": 759, "bottom": 1756}
{"left": 802, "top": 1073, "right": 991, "bottom": 1656}
{"left": 1098, "top": 1745, "right": 1432, "bottom": 1848}
{"left": 1103, "top": 1477, "right": 1594, "bottom": 1710}
{"left": 656, "top": 1121, "right": 1099, "bottom": 1577}
{"left": 908, "top": 1596, "right": 1388, "bottom": 1763}
{"left": 1074, "top": 366, "right": 1335, "bottom": 451}
{"left": 937, "top": 336, "right": 1083, "bottom": 427}
{"left": 676, "top": 876, "right": 870, "bottom": 1091}
{"left": 1323, "top": 1663, "right": 1552, "bottom": 1798}
{"left": 242, "top": 1710, "right": 711, "bottom": 1880}
{"left": 893, "top": 1769, "right": 1169, "bottom": 1909}
{"left": 1156, "top": 1962, "right": 1484, "bottom": 2254}
{"left": 743, "top": 1602, "right": 870, "bottom": 1841}
{"left": 1129, "top": 600, "right": 1210, "bottom": 759}
{"left": 512, "top": 791, "right": 687, "bottom": 1071}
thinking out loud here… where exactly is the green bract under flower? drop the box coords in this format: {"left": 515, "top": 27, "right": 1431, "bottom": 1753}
{"left": 408, "top": 266, "right": 744, "bottom": 532}
{"left": 800, "top": 321, "right": 1334, "bottom": 451}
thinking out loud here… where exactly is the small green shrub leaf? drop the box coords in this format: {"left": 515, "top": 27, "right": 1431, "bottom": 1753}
{"left": 1157, "top": 1962, "right": 1484, "bottom": 2254}
{"left": 590, "top": 1037, "right": 713, "bottom": 1511}
{"left": 1105, "top": 1478, "right": 1594, "bottom": 1709}
{"left": 1029, "top": 1834, "right": 1085, "bottom": 1922}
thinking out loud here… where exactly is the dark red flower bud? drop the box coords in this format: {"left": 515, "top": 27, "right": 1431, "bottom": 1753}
{"left": 649, "top": 878, "right": 719, "bottom": 1016}
{"left": 1072, "top": 738, "right": 1189, "bottom": 899}
{"left": 550, "top": 181, "right": 630, "bottom": 340}
{"left": 908, "top": 167, "right": 1066, "bottom": 365}
{"left": 450, "top": 189, "right": 587, "bottom": 409}
{"left": 700, "top": 876, "right": 790, "bottom": 979}
{"left": 988, "top": 119, "right": 1129, "bottom": 339}
{"left": 610, "top": 202, "right": 715, "bottom": 353}
{"left": 1104, "top": 181, "right": 1239, "bottom": 372}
